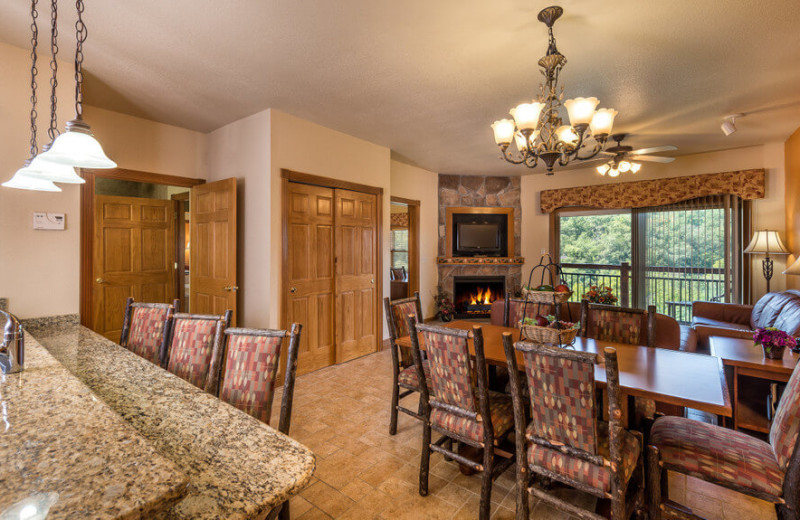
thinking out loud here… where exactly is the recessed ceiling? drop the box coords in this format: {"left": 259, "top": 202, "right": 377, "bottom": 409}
{"left": 1, "top": 0, "right": 799, "bottom": 175}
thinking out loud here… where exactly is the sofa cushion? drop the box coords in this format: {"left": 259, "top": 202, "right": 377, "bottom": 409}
{"left": 751, "top": 290, "right": 800, "bottom": 330}
{"left": 693, "top": 316, "right": 752, "bottom": 331}
{"left": 774, "top": 300, "right": 800, "bottom": 336}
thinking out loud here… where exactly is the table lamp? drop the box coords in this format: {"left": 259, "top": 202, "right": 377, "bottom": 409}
{"left": 745, "top": 230, "right": 789, "bottom": 293}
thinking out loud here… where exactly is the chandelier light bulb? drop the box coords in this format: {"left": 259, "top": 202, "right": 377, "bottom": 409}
{"left": 514, "top": 133, "right": 528, "bottom": 152}
{"left": 3, "top": 163, "right": 62, "bottom": 192}
{"left": 491, "top": 119, "right": 516, "bottom": 145}
{"left": 608, "top": 168, "right": 620, "bottom": 178}
{"left": 618, "top": 160, "right": 632, "bottom": 173}
{"left": 589, "top": 108, "right": 618, "bottom": 136}
{"left": 556, "top": 125, "right": 579, "bottom": 147}
{"left": 564, "top": 97, "right": 599, "bottom": 127}
{"left": 631, "top": 162, "right": 642, "bottom": 173}
{"left": 597, "top": 164, "right": 610, "bottom": 175}
{"left": 509, "top": 102, "right": 545, "bottom": 131}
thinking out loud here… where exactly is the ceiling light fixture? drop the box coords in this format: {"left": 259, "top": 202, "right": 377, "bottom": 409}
{"left": 37, "top": 0, "right": 116, "bottom": 169}
{"left": 2, "top": 0, "right": 61, "bottom": 192}
{"left": 721, "top": 114, "right": 742, "bottom": 136}
{"left": 491, "top": 6, "right": 619, "bottom": 175}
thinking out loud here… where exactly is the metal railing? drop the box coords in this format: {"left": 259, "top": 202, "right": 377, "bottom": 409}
{"left": 560, "top": 262, "right": 726, "bottom": 323}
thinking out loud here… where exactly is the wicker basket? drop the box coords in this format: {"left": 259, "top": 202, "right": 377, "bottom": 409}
{"left": 519, "top": 322, "right": 579, "bottom": 345}
{"left": 522, "top": 287, "right": 573, "bottom": 304}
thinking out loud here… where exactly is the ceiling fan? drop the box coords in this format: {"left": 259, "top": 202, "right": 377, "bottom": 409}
{"left": 594, "top": 133, "right": 677, "bottom": 177}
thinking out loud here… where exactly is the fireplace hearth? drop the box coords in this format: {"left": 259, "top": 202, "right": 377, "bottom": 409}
{"left": 453, "top": 276, "right": 505, "bottom": 319}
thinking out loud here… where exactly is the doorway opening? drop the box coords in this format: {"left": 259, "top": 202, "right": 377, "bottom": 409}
{"left": 389, "top": 196, "right": 420, "bottom": 301}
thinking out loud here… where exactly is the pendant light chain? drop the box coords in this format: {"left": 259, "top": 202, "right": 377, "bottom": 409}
{"left": 73, "top": 0, "right": 87, "bottom": 118}
{"left": 48, "top": 0, "right": 59, "bottom": 142}
{"left": 29, "top": 0, "right": 39, "bottom": 157}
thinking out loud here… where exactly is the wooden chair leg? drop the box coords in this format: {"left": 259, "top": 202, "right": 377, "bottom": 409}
{"left": 647, "top": 446, "right": 662, "bottom": 520}
{"left": 389, "top": 379, "right": 399, "bottom": 435}
{"left": 777, "top": 504, "right": 800, "bottom": 520}
{"left": 444, "top": 438, "right": 453, "bottom": 462}
{"left": 278, "top": 500, "right": 289, "bottom": 520}
{"left": 479, "top": 446, "right": 493, "bottom": 520}
{"left": 516, "top": 466, "right": 529, "bottom": 520}
{"left": 419, "top": 422, "right": 431, "bottom": 496}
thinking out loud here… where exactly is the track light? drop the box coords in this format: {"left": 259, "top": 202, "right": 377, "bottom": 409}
{"left": 721, "top": 114, "right": 743, "bottom": 136}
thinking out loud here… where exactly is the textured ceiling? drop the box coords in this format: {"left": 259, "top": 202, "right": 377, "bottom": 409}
{"left": 1, "top": 0, "right": 799, "bottom": 175}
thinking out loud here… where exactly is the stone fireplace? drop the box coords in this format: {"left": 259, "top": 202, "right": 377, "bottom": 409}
{"left": 453, "top": 276, "right": 505, "bottom": 319}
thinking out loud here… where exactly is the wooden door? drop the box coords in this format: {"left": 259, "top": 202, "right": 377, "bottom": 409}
{"left": 335, "top": 189, "right": 378, "bottom": 363}
{"left": 285, "top": 182, "right": 336, "bottom": 375}
{"left": 92, "top": 195, "right": 176, "bottom": 341}
{"left": 190, "top": 178, "right": 238, "bottom": 324}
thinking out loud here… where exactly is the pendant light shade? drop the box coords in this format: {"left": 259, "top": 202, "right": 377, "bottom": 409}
{"left": 2, "top": 162, "right": 62, "bottom": 192}
{"left": 25, "top": 146, "right": 85, "bottom": 183}
{"left": 37, "top": 118, "right": 116, "bottom": 169}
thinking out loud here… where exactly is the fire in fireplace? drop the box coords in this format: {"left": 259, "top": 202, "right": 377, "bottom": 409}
{"left": 453, "top": 276, "right": 505, "bottom": 319}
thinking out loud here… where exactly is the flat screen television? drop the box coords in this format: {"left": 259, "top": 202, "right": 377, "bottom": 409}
{"left": 452, "top": 213, "right": 508, "bottom": 257}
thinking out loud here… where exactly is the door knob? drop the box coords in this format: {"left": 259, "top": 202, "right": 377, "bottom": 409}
{"left": 224, "top": 285, "right": 239, "bottom": 292}
{"left": 290, "top": 287, "right": 297, "bottom": 294}
{"left": 370, "top": 279, "right": 375, "bottom": 285}
{"left": 96, "top": 278, "right": 106, "bottom": 284}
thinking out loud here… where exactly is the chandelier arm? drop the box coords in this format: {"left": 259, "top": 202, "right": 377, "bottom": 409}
{"left": 524, "top": 154, "right": 539, "bottom": 169}
{"left": 500, "top": 147, "right": 527, "bottom": 165}
{"left": 574, "top": 140, "right": 603, "bottom": 161}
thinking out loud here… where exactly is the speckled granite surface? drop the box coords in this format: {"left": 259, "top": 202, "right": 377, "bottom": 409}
{"left": 25, "top": 318, "right": 316, "bottom": 519}
{"left": 0, "top": 331, "right": 189, "bottom": 519}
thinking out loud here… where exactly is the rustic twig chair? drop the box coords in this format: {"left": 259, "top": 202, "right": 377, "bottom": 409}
{"left": 210, "top": 324, "right": 303, "bottom": 520}
{"left": 648, "top": 361, "right": 800, "bottom": 520}
{"left": 384, "top": 292, "right": 429, "bottom": 435}
{"left": 504, "top": 337, "right": 646, "bottom": 520}
{"left": 580, "top": 300, "right": 656, "bottom": 348}
{"left": 119, "top": 297, "right": 181, "bottom": 366}
{"left": 407, "top": 317, "right": 515, "bottom": 520}
{"left": 165, "top": 310, "right": 232, "bottom": 391}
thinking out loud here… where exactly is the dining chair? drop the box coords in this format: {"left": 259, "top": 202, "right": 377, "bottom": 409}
{"left": 407, "top": 317, "right": 515, "bottom": 520}
{"left": 119, "top": 297, "right": 180, "bottom": 365}
{"left": 647, "top": 361, "right": 800, "bottom": 520}
{"left": 165, "top": 310, "right": 232, "bottom": 391}
{"left": 580, "top": 300, "right": 656, "bottom": 348}
{"left": 504, "top": 337, "right": 646, "bottom": 520}
{"left": 210, "top": 324, "right": 303, "bottom": 520}
{"left": 503, "top": 290, "right": 548, "bottom": 327}
{"left": 384, "top": 292, "right": 429, "bottom": 435}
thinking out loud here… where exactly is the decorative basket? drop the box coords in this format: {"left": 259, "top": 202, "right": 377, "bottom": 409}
{"left": 522, "top": 287, "right": 573, "bottom": 304}
{"left": 519, "top": 322, "right": 579, "bottom": 345}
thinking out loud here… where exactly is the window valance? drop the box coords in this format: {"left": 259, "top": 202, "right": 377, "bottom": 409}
{"left": 539, "top": 169, "right": 765, "bottom": 213}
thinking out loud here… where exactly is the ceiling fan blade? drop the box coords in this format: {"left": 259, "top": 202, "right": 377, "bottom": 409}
{"left": 598, "top": 151, "right": 615, "bottom": 157}
{"left": 634, "top": 155, "right": 675, "bottom": 163}
{"left": 629, "top": 145, "right": 677, "bottom": 155}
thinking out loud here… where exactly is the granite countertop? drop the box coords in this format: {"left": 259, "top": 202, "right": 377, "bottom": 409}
{"left": 21, "top": 316, "right": 315, "bottom": 520}
{"left": 0, "top": 325, "right": 189, "bottom": 519}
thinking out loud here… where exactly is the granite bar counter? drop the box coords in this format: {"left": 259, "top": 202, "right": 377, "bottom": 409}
{"left": 0, "top": 324, "right": 188, "bottom": 519}
{"left": 16, "top": 316, "right": 316, "bottom": 519}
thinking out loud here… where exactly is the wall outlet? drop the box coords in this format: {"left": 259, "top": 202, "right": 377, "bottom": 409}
{"left": 33, "top": 212, "right": 65, "bottom": 230}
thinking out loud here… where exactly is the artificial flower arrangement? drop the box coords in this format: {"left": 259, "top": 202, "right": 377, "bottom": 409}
{"left": 753, "top": 327, "right": 797, "bottom": 360}
{"left": 582, "top": 285, "right": 618, "bottom": 305}
{"left": 434, "top": 285, "right": 456, "bottom": 322}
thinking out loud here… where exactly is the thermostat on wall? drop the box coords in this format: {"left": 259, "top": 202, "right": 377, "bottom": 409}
{"left": 33, "top": 212, "right": 65, "bottom": 230}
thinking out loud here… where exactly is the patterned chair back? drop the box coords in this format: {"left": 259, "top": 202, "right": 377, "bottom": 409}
{"left": 521, "top": 343, "right": 600, "bottom": 454}
{"left": 581, "top": 301, "right": 656, "bottom": 347}
{"left": 417, "top": 323, "right": 478, "bottom": 415}
{"left": 384, "top": 292, "right": 423, "bottom": 367}
{"left": 120, "top": 297, "right": 179, "bottom": 365}
{"left": 213, "top": 324, "right": 302, "bottom": 434}
{"left": 770, "top": 363, "right": 800, "bottom": 471}
{"left": 506, "top": 298, "right": 548, "bottom": 327}
{"left": 166, "top": 311, "right": 231, "bottom": 391}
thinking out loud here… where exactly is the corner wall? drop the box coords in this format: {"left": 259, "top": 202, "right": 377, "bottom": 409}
{"left": 521, "top": 143, "right": 786, "bottom": 301}
{"left": 786, "top": 127, "right": 800, "bottom": 290}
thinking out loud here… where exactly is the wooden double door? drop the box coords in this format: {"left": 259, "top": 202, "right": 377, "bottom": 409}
{"left": 285, "top": 182, "right": 380, "bottom": 375}
{"left": 91, "top": 178, "right": 237, "bottom": 341}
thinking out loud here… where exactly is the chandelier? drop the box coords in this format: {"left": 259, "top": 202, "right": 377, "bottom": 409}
{"left": 491, "top": 6, "right": 619, "bottom": 175}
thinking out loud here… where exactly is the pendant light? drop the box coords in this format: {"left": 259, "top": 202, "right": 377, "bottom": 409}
{"left": 37, "top": 0, "right": 116, "bottom": 169}
{"left": 2, "top": 0, "right": 61, "bottom": 192}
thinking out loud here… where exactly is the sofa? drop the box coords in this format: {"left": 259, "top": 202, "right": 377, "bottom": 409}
{"left": 692, "top": 290, "right": 800, "bottom": 350}
{"left": 490, "top": 299, "right": 696, "bottom": 352}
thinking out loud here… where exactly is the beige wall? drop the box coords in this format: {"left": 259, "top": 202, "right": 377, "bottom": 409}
{"left": 390, "top": 160, "right": 440, "bottom": 318}
{"left": 520, "top": 143, "right": 787, "bottom": 302}
{"left": 786, "top": 127, "right": 800, "bottom": 290}
{"left": 0, "top": 42, "right": 207, "bottom": 319}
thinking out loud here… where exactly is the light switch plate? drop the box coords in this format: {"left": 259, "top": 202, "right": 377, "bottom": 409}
{"left": 33, "top": 212, "right": 65, "bottom": 230}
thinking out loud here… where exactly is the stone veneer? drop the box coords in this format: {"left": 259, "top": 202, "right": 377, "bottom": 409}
{"left": 438, "top": 175, "right": 523, "bottom": 300}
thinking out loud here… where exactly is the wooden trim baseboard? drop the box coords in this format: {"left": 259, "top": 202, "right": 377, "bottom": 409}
{"left": 281, "top": 169, "right": 384, "bottom": 196}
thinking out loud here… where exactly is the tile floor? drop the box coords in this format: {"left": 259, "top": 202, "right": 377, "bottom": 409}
{"left": 271, "top": 350, "right": 776, "bottom": 520}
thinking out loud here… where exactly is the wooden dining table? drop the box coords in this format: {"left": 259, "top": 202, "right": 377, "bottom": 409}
{"left": 396, "top": 320, "right": 732, "bottom": 418}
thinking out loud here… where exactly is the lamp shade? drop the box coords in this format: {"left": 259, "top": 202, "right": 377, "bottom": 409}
{"left": 509, "top": 102, "right": 545, "bottom": 131}
{"left": 589, "top": 108, "right": 617, "bottom": 136}
{"left": 784, "top": 256, "right": 800, "bottom": 275}
{"left": 25, "top": 151, "right": 85, "bottom": 184}
{"left": 491, "top": 119, "right": 515, "bottom": 145}
{"left": 564, "top": 97, "right": 599, "bottom": 127}
{"left": 744, "top": 230, "right": 790, "bottom": 255}
{"left": 36, "top": 119, "right": 116, "bottom": 169}
{"left": 2, "top": 164, "right": 62, "bottom": 192}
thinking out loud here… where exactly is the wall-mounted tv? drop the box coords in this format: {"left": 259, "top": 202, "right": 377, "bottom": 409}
{"left": 452, "top": 213, "right": 508, "bottom": 257}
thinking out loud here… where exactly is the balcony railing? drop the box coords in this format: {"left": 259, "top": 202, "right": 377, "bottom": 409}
{"left": 560, "top": 262, "right": 726, "bottom": 324}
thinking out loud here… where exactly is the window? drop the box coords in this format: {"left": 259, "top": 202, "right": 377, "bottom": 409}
{"left": 391, "top": 228, "right": 409, "bottom": 270}
{"left": 557, "top": 195, "right": 746, "bottom": 323}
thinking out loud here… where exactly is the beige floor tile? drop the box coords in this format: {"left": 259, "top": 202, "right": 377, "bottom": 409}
{"left": 295, "top": 505, "right": 333, "bottom": 520}
{"left": 288, "top": 495, "right": 314, "bottom": 519}
{"left": 301, "top": 480, "right": 356, "bottom": 518}
{"left": 338, "top": 478, "right": 374, "bottom": 502}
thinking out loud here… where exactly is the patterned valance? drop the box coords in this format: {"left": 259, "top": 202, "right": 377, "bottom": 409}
{"left": 539, "top": 169, "right": 765, "bottom": 213}
{"left": 390, "top": 212, "right": 409, "bottom": 228}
